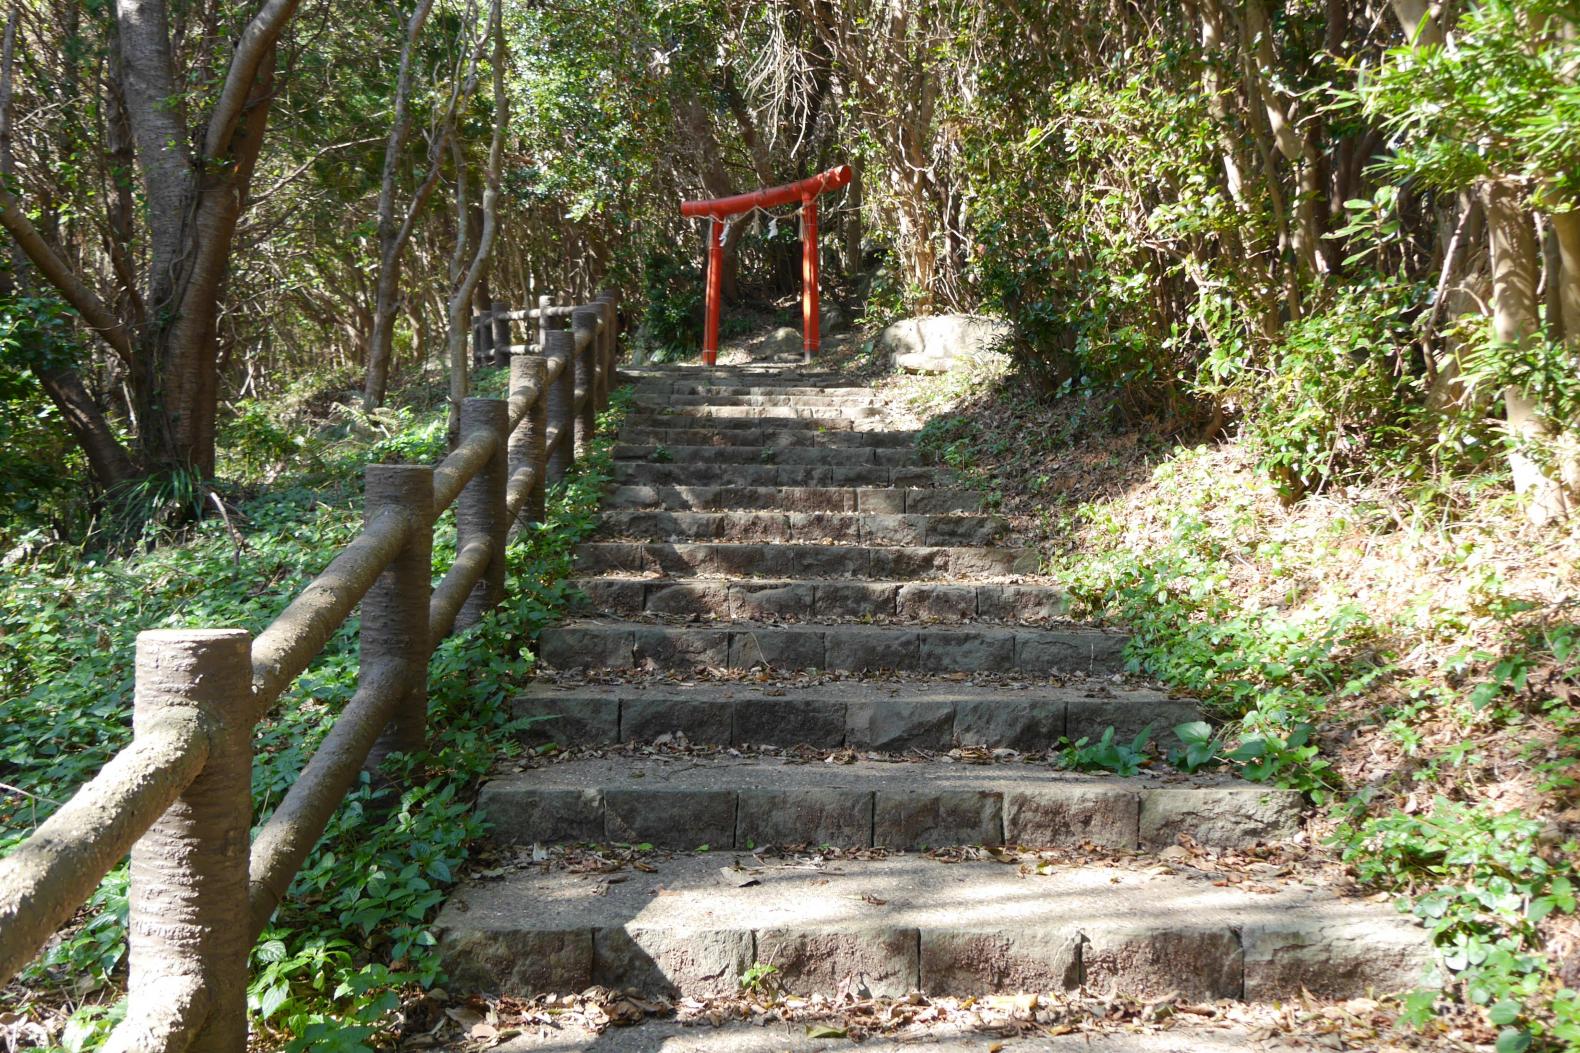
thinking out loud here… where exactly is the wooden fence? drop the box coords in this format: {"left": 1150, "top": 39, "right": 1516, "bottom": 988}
{"left": 0, "top": 290, "right": 621, "bottom": 1053}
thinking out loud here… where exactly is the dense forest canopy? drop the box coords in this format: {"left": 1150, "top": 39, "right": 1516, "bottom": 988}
{"left": 1, "top": 0, "right": 1577, "bottom": 548}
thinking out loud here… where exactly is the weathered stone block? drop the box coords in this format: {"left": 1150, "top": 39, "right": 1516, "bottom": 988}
{"left": 787, "top": 512, "right": 862, "bottom": 542}
{"left": 730, "top": 582, "right": 816, "bottom": 620}
{"left": 572, "top": 542, "right": 647, "bottom": 574}
{"left": 919, "top": 630, "right": 1015, "bottom": 672}
{"left": 920, "top": 928, "right": 1080, "bottom": 995}
{"left": 1066, "top": 696, "right": 1200, "bottom": 750}
{"left": 621, "top": 697, "right": 733, "bottom": 744}
{"left": 538, "top": 627, "right": 633, "bottom": 670}
{"left": 859, "top": 514, "right": 930, "bottom": 546}
{"left": 645, "top": 543, "right": 714, "bottom": 576}
{"left": 846, "top": 698, "right": 956, "bottom": 752}
{"left": 440, "top": 927, "right": 592, "bottom": 994}
{"left": 728, "top": 627, "right": 826, "bottom": 670}
{"left": 976, "top": 585, "right": 1071, "bottom": 624}
{"left": 736, "top": 787, "right": 873, "bottom": 848}
{"left": 1003, "top": 787, "right": 1138, "bottom": 849}
{"left": 593, "top": 926, "right": 753, "bottom": 998}
{"left": 1139, "top": 787, "right": 1305, "bottom": 850}
{"left": 870, "top": 547, "right": 950, "bottom": 580}
{"left": 734, "top": 697, "right": 846, "bottom": 748}
{"left": 897, "top": 584, "right": 978, "bottom": 622}
{"left": 603, "top": 485, "right": 660, "bottom": 508}
{"left": 604, "top": 788, "right": 735, "bottom": 848}
{"left": 952, "top": 698, "right": 1064, "bottom": 751}
{"left": 827, "top": 466, "right": 890, "bottom": 487}
{"left": 633, "top": 627, "right": 729, "bottom": 670}
{"left": 926, "top": 516, "right": 1008, "bottom": 547}
{"left": 875, "top": 790, "right": 1002, "bottom": 849}
{"left": 756, "top": 928, "right": 919, "bottom": 997}
{"left": 513, "top": 695, "right": 619, "bottom": 746}
{"left": 815, "top": 582, "right": 897, "bottom": 619}
{"left": 855, "top": 488, "right": 907, "bottom": 514}
{"left": 1015, "top": 630, "right": 1128, "bottom": 675}
{"left": 479, "top": 785, "right": 604, "bottom": 844}
{"left": 1081, "top": 923, "right": 1243, "bottom": 1000}
{"left": 1241, "top": 913, "right": 1433, "bottom": 1000}
{"left": 571, "top": 577, "right": 645, "bottom": 615}
{"left": 645, "top": 581, "right": 729, "bottom": 617}
{"left": 718, "top": 511, "right": 790, "bottom": 541}
{"left": 825, "top": 627, "right": 919, "bottom": 671}
{"left": 905, "top": 489, "right": 982, "bottom": 514}
{"left": 783, "top": 486, "right": 857, "bottom": 511}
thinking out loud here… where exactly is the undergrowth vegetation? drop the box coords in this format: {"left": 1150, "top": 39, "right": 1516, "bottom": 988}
{"left": 0, "top": 372, "right": 630, "bottom": 1052}
{"left": 901, "top": 358, "right": 1580, "bottom": 1051}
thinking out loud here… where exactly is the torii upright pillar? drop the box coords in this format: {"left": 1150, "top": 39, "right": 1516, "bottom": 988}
{"left": 681, "top": 164, "right": 853, "bottom": 366}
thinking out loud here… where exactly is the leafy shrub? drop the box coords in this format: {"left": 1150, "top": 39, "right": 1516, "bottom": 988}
{"left": 638, "top": 250, "right": 703, "bottom": 362}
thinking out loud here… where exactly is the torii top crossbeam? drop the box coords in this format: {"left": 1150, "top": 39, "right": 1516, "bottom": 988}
{"left": 680, "top": 164, "right": 852, "bottom": 366}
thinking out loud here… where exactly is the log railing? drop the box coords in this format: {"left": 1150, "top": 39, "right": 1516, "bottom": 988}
{"left": 0, "top": 289, "right": 621, "bottom": 1053}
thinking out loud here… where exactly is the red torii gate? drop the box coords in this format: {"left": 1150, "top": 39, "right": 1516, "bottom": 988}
{"left": 680, "top": 164, "right": 853, "bottom": 366}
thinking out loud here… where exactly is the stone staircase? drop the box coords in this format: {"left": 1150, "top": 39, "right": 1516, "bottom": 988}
{"left": 435, "top": 364, "right": 1430, "bottom": 1019}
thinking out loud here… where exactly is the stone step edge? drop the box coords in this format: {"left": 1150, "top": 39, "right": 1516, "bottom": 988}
{"left": 514, "top": 684, "right": 1194, "bottom": 752}
{"left": 603, "top": 485, "right": 980, "bottom": 515}
{"left": 611, "top": 466, "right": 955, "bottom": 489}
{"left": 593, "top": 511, "right": 1009, "bottom": 549}
{"left": 537, "top": 621, "right": 1127, "bottom": 675}
{"left": 436, "top": 858, "right": 1432, "bottom": 1002}
{"left": 573, "top": 542, "right": 1041, "bottom": 580}
{"left": 617, "top": 430, "right": 919, "bottom": 447}
{"left": 479, "top": 774, "right": 1298, "bottom": 852}
{"left": 571, "top": 577, "right": 1068, "bottom": 624}
{"left": 613, "top": 446, "right": 924, "bottom": 467}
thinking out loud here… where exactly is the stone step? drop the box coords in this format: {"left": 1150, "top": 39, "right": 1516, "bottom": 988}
{"left": 595, "top": 511, "right": 1011, "bottom": 548}
{"left": 633, "top": 402, "right": 885, "bottom": 421}
{"left": 642, "top": 393, "right": 886, "bottom": 409}
{"left": 618, "top": 427, "right": 918, "bottom": 448}
{"left": 514, "top": 681, "right": 1198, "bottom": 753}
{"left": 622, "top": 368, "right": 859, "bottom": 385}
{"left": 632, "top": 383, "right": 881, "bottom": 398}
{"left": 612, "top": 462, "right": 954, "bottom": 489}
{"left": 458, "top": 1018, "right": 1292, "bottom": 1052}
{"left": 614, "top": 444, "right": 923, "bottom": 467}
{"left": 536, "top": 620, "right": 1127, "bottom": 675}
{"left": 603, "top": 485, "right": 981, "bottom": 514}
{"left": 436, "top": 853, "right": 1430, "bottom": 1001}
{"left": 573, "top": 542, "right": 1038, "bottom": 580}
{"left": 477, "top": 757, "right": 1305, "bottom": 852}
{"left": 623, "top": 369, "right": 852, "bottom": 386}
{"left": 625, "top": 412, "right": 857, "bottom": 432}
{"left": 571, "top": 577, "right": 1066, "bottom": 624}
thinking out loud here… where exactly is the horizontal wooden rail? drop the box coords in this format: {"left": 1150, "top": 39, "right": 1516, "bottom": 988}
{"left": 0, "top": 287, "right": 624, "bottom": 1053}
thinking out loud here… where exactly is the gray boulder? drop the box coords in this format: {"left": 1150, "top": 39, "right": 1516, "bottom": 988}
{"left": 757, "top": 326, "right": 803, "bottom": 358}
{"left": 877, "top": 314, "right": 1013, "bottom": 373}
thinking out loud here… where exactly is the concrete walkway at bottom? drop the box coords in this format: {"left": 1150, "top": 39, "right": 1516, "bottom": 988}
{"left": 469, "top": 1018, "right": 1328, "bottom": 1052}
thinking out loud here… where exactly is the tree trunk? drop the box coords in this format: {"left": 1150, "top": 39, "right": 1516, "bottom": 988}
{"left": 363, "top": 0, "right": 438, "bottom": 410}
{"left": 1484, "top": 178, "right": 1569, "bottom": 524}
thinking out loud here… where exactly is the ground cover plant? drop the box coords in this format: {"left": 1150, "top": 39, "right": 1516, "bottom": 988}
{"left": 891, "top": 352, "right": 1580, "bottom": 1051}
{"left": 0, "top": 372, "right": 630, "bottom": 1051}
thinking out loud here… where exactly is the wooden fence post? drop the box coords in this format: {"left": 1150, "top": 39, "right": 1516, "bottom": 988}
{"left": 510, "top": 352, "right": 548, "bottom": 526}
{"left": 594, "top": 290, "right": 618, "bottom": 411}
{"left": 536, "top": 293, "right": 556, "bottom": 349}
{"left": 544, "top": 330, "right": 575, "bottom": 485}
{"left": 571, "top": 307, "right": 600, "bottom": 452}
{"left": 491, "top": 300, "right": 511, "bottom": 368}
{"left": 360, "top": 465, "right": 434, "bottom": 773}
{"left": 126, "top": 629, "right": 253, "bottom": 1053}
{"left": 457, "top": 398, "right": 508, "bottom": 628}
{"left": 473, "top": 312, "right": 492, "bottom": 368}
